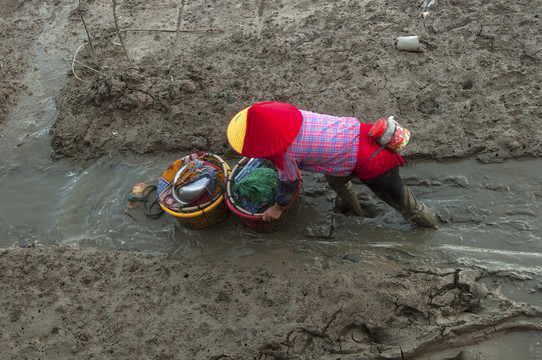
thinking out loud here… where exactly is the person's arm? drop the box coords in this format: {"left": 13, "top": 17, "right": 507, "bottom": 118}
{"left": 262, "top": 178, "right": 299, "bottom": 221}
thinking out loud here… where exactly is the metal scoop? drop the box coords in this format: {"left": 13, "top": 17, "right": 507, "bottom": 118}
{"left": 172, "top": 162, "right": 211, "bottom": 205}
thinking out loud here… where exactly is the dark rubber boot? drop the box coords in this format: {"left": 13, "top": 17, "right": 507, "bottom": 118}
{"left": 325, "top": 175, "right": 364, "bottom": 217}
{"left": 334, "top": 181, "right": 364, "bottom": 217}
{"left": 401, "top": 186, "right": 440, "bottom": 229}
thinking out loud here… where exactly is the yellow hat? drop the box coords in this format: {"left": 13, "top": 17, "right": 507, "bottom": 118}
{"left": 227, "top": 107, "right": 249, "bottom": 154}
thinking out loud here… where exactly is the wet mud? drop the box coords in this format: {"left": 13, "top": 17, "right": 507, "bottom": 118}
{"left": 1, "top": 0, "right": 542, "bottom": 359}
{"left": 2, "top": 247, "right": 542, "bottom": 360}
{"left": 46, "top": 0, "right": 542, "bottom": 163}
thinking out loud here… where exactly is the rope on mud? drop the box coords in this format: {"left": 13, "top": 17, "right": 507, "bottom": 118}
{"left": 104, "top": 27, "right": 224, "bottom": 38}
{"left": 71, "top": 43, "right": 109, "bottom": 83}
{"left": 128, "top": 185, "right": 164, "bottom": 219}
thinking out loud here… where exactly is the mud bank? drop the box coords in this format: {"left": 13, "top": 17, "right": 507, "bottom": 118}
{"left": 1, "top": 246, "right": 541, "bottom": 360}
{"left": 48, "top": 0, "right": 542, "bottom": 162}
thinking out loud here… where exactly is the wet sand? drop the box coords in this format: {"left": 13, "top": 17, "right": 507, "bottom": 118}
{"left": 1, "top": 0, "right": 542, "bottom": 359}
{"left": 2, "top": 246, "right": 542, "bottom": 359}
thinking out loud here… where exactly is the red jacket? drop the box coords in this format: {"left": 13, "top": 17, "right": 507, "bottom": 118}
{"left": 354, "top": 123, "right": 404, "bottom": 180}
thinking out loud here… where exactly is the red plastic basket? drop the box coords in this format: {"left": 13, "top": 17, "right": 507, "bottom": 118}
{"left": 225, "top": 157, "right": 301, "bottom": 233}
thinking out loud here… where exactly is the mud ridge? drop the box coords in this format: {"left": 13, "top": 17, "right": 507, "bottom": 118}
{"left": 2, "top": 247, "right": 541, "bottom": 359}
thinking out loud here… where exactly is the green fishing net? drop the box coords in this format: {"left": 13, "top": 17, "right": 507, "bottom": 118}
{"left": 234, "top": 167, "right": 278, "bottom": 204}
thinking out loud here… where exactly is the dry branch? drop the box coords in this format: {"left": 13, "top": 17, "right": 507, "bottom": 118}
{"left": 78, "top": 0, "right": 97, "bottom": 62}
{"left": 111, "top": 0, "right": 132, "bottom": 65}
{"left": 385, "top": 307, "right": 542, "bottom": 360}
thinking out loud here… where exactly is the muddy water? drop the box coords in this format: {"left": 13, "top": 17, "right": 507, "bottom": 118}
{"left": 2, "top": 88, "right": 541, "bottom": 306}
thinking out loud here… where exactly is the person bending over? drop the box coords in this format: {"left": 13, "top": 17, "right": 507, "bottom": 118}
{"left": 227, "top": 102, "right": 439, "bottom": 228}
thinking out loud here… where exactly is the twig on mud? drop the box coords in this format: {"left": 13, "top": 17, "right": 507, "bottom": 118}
{"left": 111, "top": 0, "right": 132, "bottom": 65}
{"left": 322, "top": 306, "right": 343, "bottom": 335}
{"left": 395, "top": 309, "right": 542, "bottom": 359}
{"left": 71, "top": 43, "right": 108, "bottom": 83}
{"left": 167, "top": 0, "right": 186, "bottom": 73}
{"left": 78, "top": 0, "right": 97, "bottom": 62}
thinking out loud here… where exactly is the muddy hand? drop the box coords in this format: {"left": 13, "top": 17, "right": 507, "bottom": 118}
{"left": 262, "top": 204, "right": 286, "bottom": 222}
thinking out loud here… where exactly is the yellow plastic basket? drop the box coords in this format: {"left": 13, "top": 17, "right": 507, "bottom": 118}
{"left": 159, "top": 153, "right": 231, "bottom": 230}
